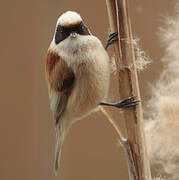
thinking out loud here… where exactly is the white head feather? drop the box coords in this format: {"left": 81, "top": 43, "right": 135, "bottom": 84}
{"left": 57, "top": 11, "right": 82, "bottom": 27}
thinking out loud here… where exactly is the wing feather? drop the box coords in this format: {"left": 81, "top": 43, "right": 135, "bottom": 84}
{"left": 48, "top": 89, "right": 68, "bottom": 124}
{"left": 46, "top": 50, "right": 75, "bottom": 171}
{"left": 46, "top": 50, "right": 75, "bottom": 124}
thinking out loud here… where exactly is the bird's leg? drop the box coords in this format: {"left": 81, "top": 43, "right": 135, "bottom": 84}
{"left": 100, "top": 96, "right": 140, "bottom": 109}
{"left": 105, "top": 32, "right": 118, "bottom": 50}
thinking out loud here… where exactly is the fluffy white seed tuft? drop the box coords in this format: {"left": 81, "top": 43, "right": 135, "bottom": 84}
{"left": 145, "top": 2, "right": 179, "bottom": 179}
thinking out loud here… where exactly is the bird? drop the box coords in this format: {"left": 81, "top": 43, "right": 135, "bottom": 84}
{"left": 45, "top": 11, "right": 138, "bottom": 173}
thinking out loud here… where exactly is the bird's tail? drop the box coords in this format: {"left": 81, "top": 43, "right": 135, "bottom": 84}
{"left": 54, "top": 125, "right": 63, "bottom": 175}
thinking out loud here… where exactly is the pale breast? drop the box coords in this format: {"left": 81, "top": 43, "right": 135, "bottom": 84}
{"left": 56, "top": 34, "right": 110, "bottom": 123}
{"left": 65, "top": 49, "right": 110, "bottom": 121}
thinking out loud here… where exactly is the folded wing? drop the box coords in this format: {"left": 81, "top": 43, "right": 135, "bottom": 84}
{"left": 46, "top": 50, "right": 75, "bottom": 171}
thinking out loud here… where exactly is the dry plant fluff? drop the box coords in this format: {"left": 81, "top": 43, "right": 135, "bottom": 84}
{"left": 133, "top": 38, "right": 151, "bottom": 71}
{"left": 145, "top": 3, "right": 179, "bottom": 180}
{"left": 110, "top": 38, "right": 151, "bottom": 74}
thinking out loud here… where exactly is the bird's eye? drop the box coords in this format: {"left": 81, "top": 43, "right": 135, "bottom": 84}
{"left": 56, "top": 25, "right": 63, "bottom": 33}
{"left": 77, "top": 22, "right": 90, "bottom": 36}
{"left": 80, "top": 23, "right": 85, "bottom": 30}
{"left": 81, "top": 25, "right": 84, "bottom": 30}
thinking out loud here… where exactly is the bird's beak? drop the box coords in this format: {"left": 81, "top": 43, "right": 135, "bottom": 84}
{"left": 70, "top": 32, "right": 78, "bottom": 38}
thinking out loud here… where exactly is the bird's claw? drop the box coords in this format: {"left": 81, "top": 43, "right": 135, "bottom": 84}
{"left": 113, "top": 96, "right": 140, "bottom": 109}
{"left": 105, "top": 32, "right": 118, "bottom": 50}
{"left": 100, "top": 96, "right": 140, "bottom": 109}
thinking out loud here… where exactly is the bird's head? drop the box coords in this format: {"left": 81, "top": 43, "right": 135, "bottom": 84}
{"left": 54, "top": 11, "right": 91, "bottom": 45}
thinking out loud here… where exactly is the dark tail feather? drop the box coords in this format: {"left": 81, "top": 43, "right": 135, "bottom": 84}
{"left": 54, "top": 125, "right": 63, "bottom": 175}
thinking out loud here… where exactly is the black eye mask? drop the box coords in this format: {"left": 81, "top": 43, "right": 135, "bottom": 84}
{"left": 55, "top": 21, "right": 90, "bottom": 45}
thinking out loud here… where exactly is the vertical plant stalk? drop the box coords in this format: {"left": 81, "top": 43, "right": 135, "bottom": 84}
{"left": 105, "top": 0, "right": 152, "bottom": 180}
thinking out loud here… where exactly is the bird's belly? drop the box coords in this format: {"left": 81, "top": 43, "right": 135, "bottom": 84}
{"left": 65, "top": 61, "right": 109, "bottom": 122}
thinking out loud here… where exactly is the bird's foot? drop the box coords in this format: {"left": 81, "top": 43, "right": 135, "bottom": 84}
{"left": 105, "top": 32, "right": 118, "bottom": 50}
{"left": 100, "top": 96, "right": 140, "bottom": 109}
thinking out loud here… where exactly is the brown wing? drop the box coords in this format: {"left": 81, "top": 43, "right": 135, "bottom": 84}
{"left": 46, "top": 50, "right": 75, "bottom": 124}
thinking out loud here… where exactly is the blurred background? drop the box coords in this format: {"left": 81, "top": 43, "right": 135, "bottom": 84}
{"left": 0, "top": 0, "right": 174, "bottom": 180}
